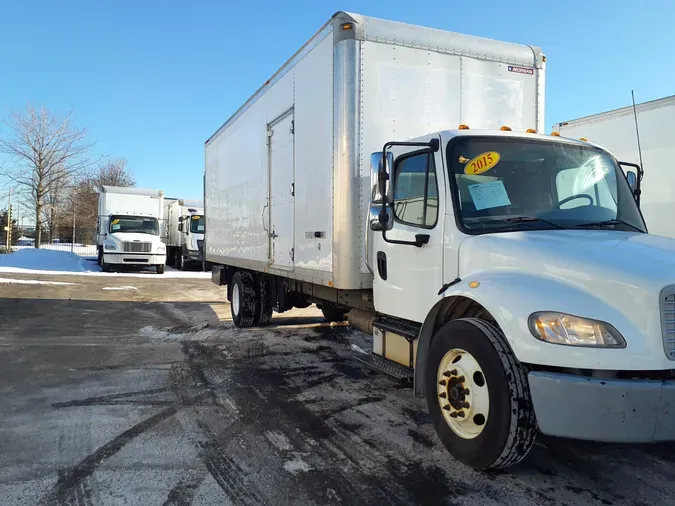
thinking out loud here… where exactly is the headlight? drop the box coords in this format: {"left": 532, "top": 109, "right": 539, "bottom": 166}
{"left": 104, "top": 243, "right": 116, "bottom": 251}
{"left": 528, "top": 312, "right": 626, "bottom": 348}
{"left": 156, "top": 245, "right": 166, "bottom": 253}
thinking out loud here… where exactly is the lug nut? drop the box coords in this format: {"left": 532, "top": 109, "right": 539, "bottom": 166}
{"left": 439, "top": 392, "right": 447, "bottom": 399}
{"left": 458, "top": 376, "right": 465, "bottom": 382}
{"left": 464, "top": 389, "right": 470, "bottom": 395}
{"left": 457, "top": 411, "right": 465, "bottom": 418}
{"left": 449, "top": 412, "right": 458, "bottom": 418}
{"left": 463, "top": 402, "right": 470, "bottom": 409}
{"left": 443, "top": 405, "right": 451, "bottom": 411}
{"left": 443, "top": 371, "right": 451, "bottom": 377}
{"left": 439, "top": 380, "right": 447, "bottom": 386}
{"left": 450, "top": 369, "right": 458, "bottom": 375}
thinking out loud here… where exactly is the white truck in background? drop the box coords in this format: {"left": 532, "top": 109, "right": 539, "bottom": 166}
{"left": 554, "top": 95, "right": 675, "bottom": 238}
{"left": 163, "top": 198, "right": 205, "bottom": 270}
{"left": 96, "top": 186, "right": 167, "bottom": 273}
{"left": 205, "top": 12, "right": 675, "bottom": 470}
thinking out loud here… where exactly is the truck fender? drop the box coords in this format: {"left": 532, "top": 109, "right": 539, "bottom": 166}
{"left": 413, "top": 271, "right": 647, "bottom": 397}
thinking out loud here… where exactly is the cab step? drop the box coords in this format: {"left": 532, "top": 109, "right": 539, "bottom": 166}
{"left": 373, "top": 317, "right": 420, "bottom": 341}
{"left": 353, "top": 353, "right": 414, "bottom": 380}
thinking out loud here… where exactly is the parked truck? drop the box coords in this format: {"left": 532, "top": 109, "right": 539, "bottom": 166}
{"left": 204, "top": 12, "right": 675, "bottom": 470}
{"left": 554, "top": 95, "right": 675, "bottom": 239}
{"left": 97, "top": 186, "right": 167, "bottom": 273}
{"left": 163, "top": 198, "right": 205, "bottom": 270}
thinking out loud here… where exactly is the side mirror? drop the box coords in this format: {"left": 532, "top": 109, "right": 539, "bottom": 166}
{"left": 369, "top": 206, "right": 393, "bottom": 232}
{"left": 626, "top": 171, "right": 638, "bottom": 193}
{"left": 178, "top": 223, "right": 183, "bottom": 232}
{"left": 370, "top": 151, "right": 394, "bottom": 204}
{"left": 178, "top": 216, "right": 184, "bottom": 223}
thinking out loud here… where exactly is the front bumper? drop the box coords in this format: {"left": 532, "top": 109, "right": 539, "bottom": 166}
{"left": 186, "top": 249, "right": 203, "bottom": 263}
{"left": 103, "top": 252, "right": 166, "bottom": 265}
{"left": 529, "top": 371, "right": 675, "bottom": 442}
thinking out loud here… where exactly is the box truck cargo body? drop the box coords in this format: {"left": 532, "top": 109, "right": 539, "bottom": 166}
{"left": 554, "top": 95, "right": 675, "bottom": 239}
{"left": 97, "top": 186, "right": 167, "bottom": 273}
{"left": 163, "top": 198, "right": 205, "bottom": 270}
{"left": 205, "top": 12, "right": 675, "bottom": 470}
{"left": 205, "top": 12, "right": 545, "bottom": 293}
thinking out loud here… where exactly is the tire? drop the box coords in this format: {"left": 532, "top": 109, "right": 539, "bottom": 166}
{"left": 425, "top": 318, "right": 536, "bottom": 470}
{"left": 101, "top": 259, "right": 111, "bottom": 273}
{"left": 320, "top": 304, "right": 347, "bottom": 323}
{"left": 156, "top": 264, "right": 165, "bottom": 274}
{"left": 177, "top": 252, "right": 184, "bottom": 271}
{"left": 97, "top": 247, "right": 103, "bottom": 266}
{"left": 254, "top": 275, "right": 273, "bottom": 326}
{"left": 230, "top": 271, "right": 257, "bottom": 328}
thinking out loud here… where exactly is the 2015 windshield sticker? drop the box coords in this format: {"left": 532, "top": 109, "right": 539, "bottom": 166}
{"left": 111, "top": 218, "right": 120, "bottom": 225}
{"left": 508, "top": 65, "right": 534, "bottom": 75}
{"left": 464, "top": 151, "right": 501, "bottom": 175}
{"left": 192, "top": 215, "right": 201, "bottom": 220}
{"left": 468, "top": 181, "right": 511, "bottom": 210}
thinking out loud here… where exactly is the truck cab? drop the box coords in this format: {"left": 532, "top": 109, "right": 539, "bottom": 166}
{"left": 99, "top": 214, "right": 167, "bottom": 273}
{"left": 364, "top": 126, "right": 675, "bottom": 469}
{"left": 176, "top": 209, "right": 205, "bottom": 270}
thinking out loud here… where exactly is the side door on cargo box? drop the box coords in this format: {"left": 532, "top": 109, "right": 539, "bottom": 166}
{"left": 267, "top": 109, "right": 296, "bottom": 269}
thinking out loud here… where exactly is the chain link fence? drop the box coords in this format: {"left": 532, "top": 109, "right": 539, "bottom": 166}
{"left": 10, "top": 226, "right": 98, "bottom": 257}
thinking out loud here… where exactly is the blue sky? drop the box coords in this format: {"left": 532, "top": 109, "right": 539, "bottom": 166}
{"left": 1, "top": 0, "right": 673, "bottom": 205}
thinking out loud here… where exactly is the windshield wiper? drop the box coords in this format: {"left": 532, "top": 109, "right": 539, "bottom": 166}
{"left": 574, "top": 219, "right": 643, "bottom": 233}
{"left": 495, "top": 216, "right": 565, "bottom": 230}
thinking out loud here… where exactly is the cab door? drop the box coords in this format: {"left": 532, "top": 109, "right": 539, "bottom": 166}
{"left": 370, "top": 136, "right": 447, "bottom": 323}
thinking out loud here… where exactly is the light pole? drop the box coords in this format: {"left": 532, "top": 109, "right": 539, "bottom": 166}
{"left": 5, "top": 188, "right": 12, "bottom": 252}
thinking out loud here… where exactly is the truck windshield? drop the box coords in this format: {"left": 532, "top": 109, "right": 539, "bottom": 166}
{"left": 447, "top": 137, "right": 646, "bottom": 234}
{"left": 189, "top": 215, "right": 205, "bottom": 234}
{"left": 109, "top": 215, "right": 159, "bottom": 235}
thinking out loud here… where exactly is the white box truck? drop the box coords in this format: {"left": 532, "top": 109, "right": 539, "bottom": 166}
{"left": 554, "top": 95, "right": 675, "bottom": 239}
{"left": 96, "top": 186, "right": 167, "bottom": 273}
{"left": 205, "top": 12, "right": 675, "bottom": 469}
{"left": 163, "top": 198, "right": 205, "bottom": 270}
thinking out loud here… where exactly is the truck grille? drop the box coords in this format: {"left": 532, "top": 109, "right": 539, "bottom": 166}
{"left": 661, "top": 286, "right": 675, "bottom": 360}
{"left": 122, "top": 241, "right": 152, "bottom": 253}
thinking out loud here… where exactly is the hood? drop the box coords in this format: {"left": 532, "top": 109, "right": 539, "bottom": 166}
{"left": 460, "top": 230, "right": 675, "bottom": 293}
{"left": 107, "top": 232, "right": 162, "bottom": 243}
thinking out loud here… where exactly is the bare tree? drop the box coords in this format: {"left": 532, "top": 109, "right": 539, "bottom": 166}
{"left": 0, "top": 105, "right": 99, "bottom": 247}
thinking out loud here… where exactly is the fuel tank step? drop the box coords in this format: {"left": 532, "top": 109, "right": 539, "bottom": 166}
{"left": 352, "top": 352, "right": 414, "bottom": 380}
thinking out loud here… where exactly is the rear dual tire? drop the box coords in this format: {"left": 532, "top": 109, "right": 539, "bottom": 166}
{"left": 230, "top": 271, "right": 273, "bottom": 327}
{"left": 425, "top": 318, "right": 537, "bottom": 470}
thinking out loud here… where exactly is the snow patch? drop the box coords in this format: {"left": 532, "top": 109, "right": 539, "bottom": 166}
{"left": 265, "top": 430, "right": 293, "bottom": 451}
{"left": 138, "top": 326, "right": 172, "bottom": 339}
{"left": 283, "top": 457, "right": 311, "bottom": 475}
{"left": 0, "top": 249, "right": 210, "bottom": 278}
{"left": 350, "top": 343, "right": 368, "bottom": 355}
{"left": 0, "top": 278, "right": 77, "bottom": 286}
{"left": 101, "top": 286, "right": 138, "bottom": 291}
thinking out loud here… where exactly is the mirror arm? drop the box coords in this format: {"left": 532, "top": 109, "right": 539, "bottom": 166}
{"left": 619, "top": 160, "right": 643, "bottom": 207}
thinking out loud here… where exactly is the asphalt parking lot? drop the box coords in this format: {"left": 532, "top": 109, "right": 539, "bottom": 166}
{"left": 2, "top": 271, "right": 675, "bottom": 506}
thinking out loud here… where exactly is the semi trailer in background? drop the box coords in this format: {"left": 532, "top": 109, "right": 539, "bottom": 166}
{"left": 204, "top": 12, "right": 675, "bottom": 469}
{"left": 163, "top": 198, "right": 205, "bottom": 270}
{"left": 96, "top": 186, "right": 167, "bottom": 273}
{"left": 554, "top": 95, "right": 675, "bottom": 239}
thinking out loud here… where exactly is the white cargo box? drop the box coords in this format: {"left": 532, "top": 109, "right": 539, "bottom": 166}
{"left": 554, "top": 95, "right": 675, "bottom": 239}
{"left": 205, "top": 11, "right": 545, "bottom": 290}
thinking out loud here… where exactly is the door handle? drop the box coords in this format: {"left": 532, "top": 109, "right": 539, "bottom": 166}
{"left": 377, "top": 251, "right": 387, "bottom": 280}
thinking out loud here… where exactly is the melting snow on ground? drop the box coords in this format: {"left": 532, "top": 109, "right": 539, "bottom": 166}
{"left": 0, "top": 278, "right": 77, "bottom": 286}
{"left": 101, "top": 286, "right": 138, "bottom": 291}
{"left": 0, "top": 249, "right": 210, "bottom": 278}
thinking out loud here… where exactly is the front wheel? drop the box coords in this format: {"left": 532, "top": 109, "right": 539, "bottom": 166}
{"left": 156, "top": 264, "right": 165, "bottom": 274}
{"left": 425, "top": 318, "right": 537, "bottom": 470}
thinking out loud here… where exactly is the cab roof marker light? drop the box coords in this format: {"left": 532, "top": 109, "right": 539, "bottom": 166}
{"left": 458, "top": 124, "right": 470, "bottom": 130}
{"left": 579, "top": 137, "right": 588, "bottom": 142}
{"left": 526, "top": 128, "right": 537, "bottom": 133}
{"left": 500, "top": 126, "right": 512, "bottom": 131}
{"left": 550, "top": 132, "right": 561, "bottom": 137}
